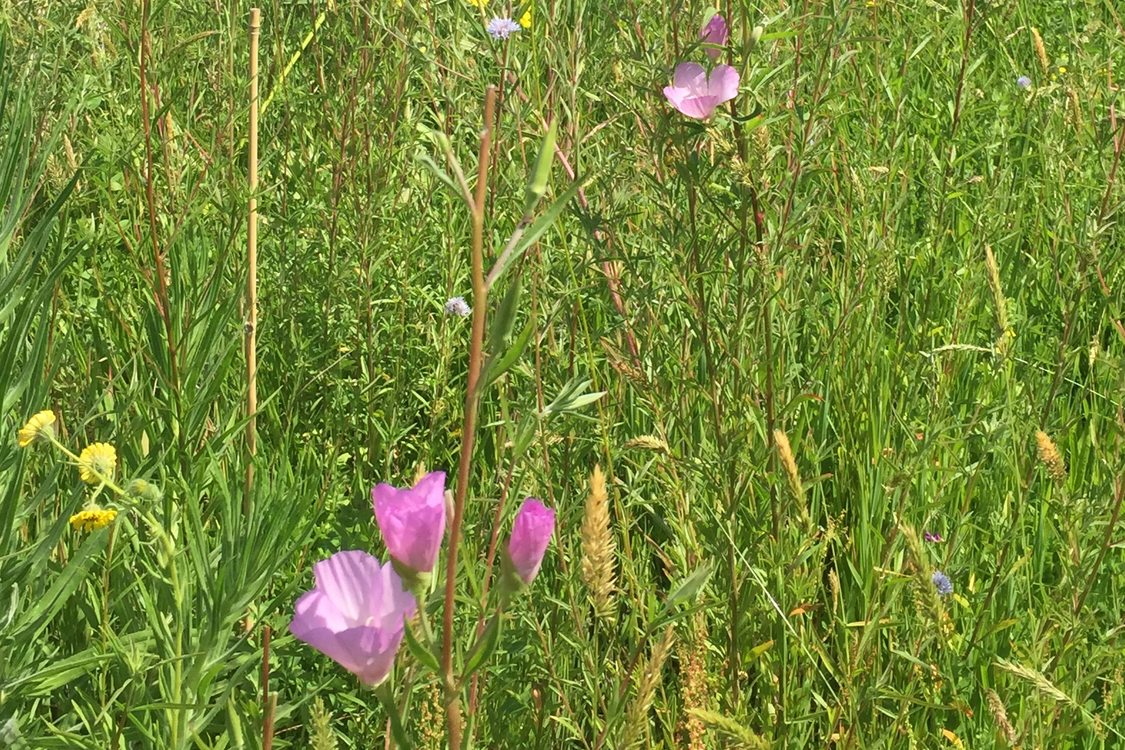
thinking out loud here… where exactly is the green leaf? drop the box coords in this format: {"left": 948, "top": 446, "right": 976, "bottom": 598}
{"left": 522, "top": 118, "right": 558, "bottom": 214}
{"left": 403, "top": 617, "right": 440, "bottom": 674}
{"left": 489, "top": 177, "right": 584, "bottom": 284}
{"left": 9, "top": 527, "right": 110, "bottom": 642}
{"left": 486, "top": 311, "right": 535, "bottom": 386}
{"left": 661, "top": 563, "right": 712, "bottom": 614}
{"left": 376, "top": 684, "right": 414, "bottom": 750}
{"left": 487, "top": 273, "right": 523, "bottom": 359}
{"left": 417, "top": 151, "right": 460, "bottom": 198}
{"left": 463, "top": 612, "right": 502, "bottom": 678}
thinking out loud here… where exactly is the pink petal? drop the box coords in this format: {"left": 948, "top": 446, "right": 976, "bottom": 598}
{"left": 676, "top": 94, "right": 721, "bottom": 120}
{"left": 291, "top": 589, "right": 349, "bottom": 632}
{"left": 312, "top": 550, "right": 384, "bottom": 626}
{"left": 663, "top": 84, "right": 687, "bottom": 108}
{"left": 289, "top": 624, "right": 359, "bottom": 672}
{"left": 672, "top": 62, "right": 708, "bottom": 91}
{"left": 371, "top": 560, "right": 418, "bottom": 628}
{"left": 335, "top": 625, "right": 407, "bottom": 685}
{"left": 711, "top": 64, "right": 741, "bottom": 102}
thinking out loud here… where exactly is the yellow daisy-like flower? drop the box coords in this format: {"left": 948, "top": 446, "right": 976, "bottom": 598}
{"left": 519, "top": 6, "right": 531, "bottom": 28}
{"left": 17, "top": 410, "right": 56, "bottom": 447}
{"left": 77, "top": 442, "right": 117, "bottom": 484}
{"left": 70, "top": 507, "right": 118, "bottom": 533}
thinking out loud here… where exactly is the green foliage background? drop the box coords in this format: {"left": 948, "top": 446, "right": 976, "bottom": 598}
{"left": 1, "top": 0, "right": 1123, "bottom": 747}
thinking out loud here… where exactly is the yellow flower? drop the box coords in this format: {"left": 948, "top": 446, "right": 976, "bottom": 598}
{"left": 77, "top": 442, "right": 117, "bottom": 484}
{"left": 69, "top": 507, "right": 118, "bottom": 533}
{"left": 1057, "top": 65, "right": 1067, "bottom": 74}
{"left": 466, "top": 0, "right": 486, "bottom": 7}
{"left": 519, "top": 6, "right": 531, "bottom": 28}
{"left": 17, "top": 410, "right": 56, "bottom": 447}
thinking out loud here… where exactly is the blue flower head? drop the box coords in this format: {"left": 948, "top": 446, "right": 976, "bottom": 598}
{"left": 487, "top": 17, "right": 521, "bottom": 40}
{"left": 931, "top": 570, "right": 953, "bottom": 596}
{"left": 444, "top": 296, "right": 471, "bottom": 317}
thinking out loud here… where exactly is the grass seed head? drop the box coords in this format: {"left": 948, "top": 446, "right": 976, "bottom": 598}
{"left": 1035, "top": 430, "right": 1066, "bottom": 482}
{"left": 581, "top": 464, "right": 617, "bottom": 620}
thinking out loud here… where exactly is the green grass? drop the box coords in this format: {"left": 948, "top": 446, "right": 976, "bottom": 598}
{"left": 1, "top": 0, "right": 1124, "bottom": 747}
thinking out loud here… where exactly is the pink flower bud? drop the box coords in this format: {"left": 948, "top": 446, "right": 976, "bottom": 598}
{"left": 700, "top": 13, "right": 729, "bottom": 60}
{"left": 506, "top": 498, "right": 556, "bottom": 585}
{"left": 372, "top": 471, "right": 447, "bottom": 575}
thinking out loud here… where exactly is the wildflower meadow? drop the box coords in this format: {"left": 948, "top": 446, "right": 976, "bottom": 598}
{"left": 2, "top": 1, "right": 1124, "bottom": 748}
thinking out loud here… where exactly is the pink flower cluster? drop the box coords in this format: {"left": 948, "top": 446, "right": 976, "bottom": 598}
{"left": 290, "top": 472, "right": 555, "bottom": 685}
{"left": 663, "top": 13, "right": 739, "bottom": 120}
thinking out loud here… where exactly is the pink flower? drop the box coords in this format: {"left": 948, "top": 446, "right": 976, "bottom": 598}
{"left": 372, "top": 471, "right": 447, "bottom": 575}
{"left": 663, "top": 62, "right": 740, "bottom": 120}
{"left": 289, "top": 551, "right": 416, "bottom": 685}
{"left": 506, "top": 498, "right": 556, "bottom": 585}
{"left": 700, "top": 13, "right": 729, "bottom": 60}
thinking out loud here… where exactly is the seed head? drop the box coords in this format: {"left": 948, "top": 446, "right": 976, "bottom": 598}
{"left": 580, "top": 464, "right": 616, "bottom": 620}
{"left": 1031, "top": 28, "right": 1049, "bottom": 74}
{"left": 1035, "top": 430, "right": 1066, "bottom": 482}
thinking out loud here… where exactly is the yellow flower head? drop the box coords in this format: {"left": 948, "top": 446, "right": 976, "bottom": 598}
{"left": 70, "top": 507, "right": 118, "bottom": 533}
{"left": 519, "top": 6, "right": 531, "bottom": 28}
{"left": 18, "top": 410, "right": 56, "bottom": 447}
{"left": 467, "top": 0, "right": 486, "bottom": 7}
{"left": 77, "top": 442, "right": 117, "bottom": 484}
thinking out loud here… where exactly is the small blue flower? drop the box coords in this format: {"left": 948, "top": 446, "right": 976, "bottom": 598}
{"left": 1016, "top": 75, "right": 1032, "bottom": 89}
{"left": 444, "top": 296, "right": 471, "bottom": 317}
{"left": 931, "top": 570, "right": 953, "bottom": 596}
{"left": 487, "top": 17, "right": 521, "bottom": 40}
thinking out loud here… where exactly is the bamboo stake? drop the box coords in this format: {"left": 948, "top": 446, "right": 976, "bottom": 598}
{"left": 244, "top": 8, "right": 261, "bottom": 513}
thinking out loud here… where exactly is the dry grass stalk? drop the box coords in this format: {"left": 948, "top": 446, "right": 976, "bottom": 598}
{"left": 773, "top": 429, "right": 809, "bottom": 524}
{"left": 984, "top": 245, "right": 1013, "bottom": 354}
{"left": 678, "top": 615, "right": 710, "bottom": 750}
{"left": 985, "top": 688, "right": 1018, "bottom": 746}
{"left": 624, "top": 435, "right": 669, "bottom": 453}
{"left": 1031, "top": 27, "right": 1049, "bottom": 74}
{"left": 621, "top": 626, "right": 676, "bottom": 748}
{"left": 581, "top": 464, "right": 617, "bottom": 620}
{"left": 1035, "top": 430, "right": 1066, "bottom": 482}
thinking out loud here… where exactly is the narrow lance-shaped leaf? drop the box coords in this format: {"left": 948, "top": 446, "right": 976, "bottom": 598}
{"left": 463, "top": 611, "right": 502, "bottom": 678}
{"left": 487, "top": 273, "right": 523, "bottom": 359}
{"left": 522, "top": 118, "right": 558, "bottom": 214}
{"left": 403, "top": 617, "right": 440, "bottom": 674}
{"left": 488, "top": 177, "right": 585, "bottom": 285}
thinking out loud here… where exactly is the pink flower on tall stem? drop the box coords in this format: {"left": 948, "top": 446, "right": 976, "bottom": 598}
{"left": 700, "top": 13, "right": 729, "bottom": 60}
{"left": 372, "top": 471, "right": 447, "bottom": 576}
{"left": 289, "top": 551, "right": 416, "bottom": 685}
{"left": 663, "top": 62, "right": 740, "bottom": 120}
{"left": 505, "top": 498, "right": 556, "bottom": 585}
